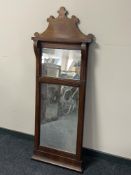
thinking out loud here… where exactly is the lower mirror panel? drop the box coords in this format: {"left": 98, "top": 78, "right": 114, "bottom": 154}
{"left": 40, "top": 83, "right": 79, "bottom": 154}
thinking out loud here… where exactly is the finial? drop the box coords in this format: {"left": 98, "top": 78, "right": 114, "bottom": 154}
{"left": 57, "top": 7, "right": 68, "bottom": 19}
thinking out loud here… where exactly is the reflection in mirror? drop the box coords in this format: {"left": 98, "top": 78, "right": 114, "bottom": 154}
{"left": 41, "top": 48, "right": 81, "bottom": 80}
{"left": 40, "top": 83, "right": 79, "bottom": 154}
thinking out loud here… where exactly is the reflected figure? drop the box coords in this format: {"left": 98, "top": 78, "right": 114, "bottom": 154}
{"left": 59, "top": 86, "right": 79, "bottom": 115}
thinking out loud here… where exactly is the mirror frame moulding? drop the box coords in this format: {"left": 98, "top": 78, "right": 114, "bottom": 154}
{"left": 32, "top": 7, "right": 94, "bottom": 172}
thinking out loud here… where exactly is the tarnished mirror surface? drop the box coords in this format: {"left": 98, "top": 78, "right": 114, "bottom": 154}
{"left": 40, "top": 83, "right": 79, "bottom": 154}
{"left": 41, "top": 48, "right": 81, "bottom": 80}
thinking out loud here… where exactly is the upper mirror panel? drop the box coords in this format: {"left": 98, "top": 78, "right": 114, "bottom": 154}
{"left": 41, "top": 48, "right": 81, "bottom": 80}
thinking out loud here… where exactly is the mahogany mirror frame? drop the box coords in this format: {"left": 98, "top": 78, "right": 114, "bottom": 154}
{"left": 31, "top": 7, "right": 93, "bottom": 172}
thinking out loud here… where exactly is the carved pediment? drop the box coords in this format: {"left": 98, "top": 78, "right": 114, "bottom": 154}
{"left": 32, "top": 7, "right": 93, "bottom": 43}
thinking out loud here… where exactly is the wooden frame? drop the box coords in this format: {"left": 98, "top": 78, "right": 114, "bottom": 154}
{"left": 32, "top": 7, "right": 93, "bottom": 172}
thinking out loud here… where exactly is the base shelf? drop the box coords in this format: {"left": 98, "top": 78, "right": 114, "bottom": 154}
{"left": 32, "top": 154, "right": 82, "bottom": 172}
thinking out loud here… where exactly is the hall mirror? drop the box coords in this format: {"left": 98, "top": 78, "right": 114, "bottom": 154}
{"left": 32, "top": 7, "right": 93, "bottom": 172}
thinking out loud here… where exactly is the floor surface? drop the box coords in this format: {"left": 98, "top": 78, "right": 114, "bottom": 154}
{"left": 0, "top": 130, "right": 131, "bottom": 175}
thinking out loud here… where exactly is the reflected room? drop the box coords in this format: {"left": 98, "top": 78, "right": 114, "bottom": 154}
{"left": 40, "top": 48, "right": 81, "bottom": 153}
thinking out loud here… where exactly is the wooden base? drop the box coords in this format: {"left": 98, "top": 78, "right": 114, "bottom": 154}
{"left": 32, "top": 154, "right": 82, "bottom": 172}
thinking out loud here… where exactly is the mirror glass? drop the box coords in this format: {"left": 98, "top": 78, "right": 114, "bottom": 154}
{"left": 40, "top": 83, "right": 79, "bottom": 154}
{"left": 41, "top": 48, "right": 81, "bottom": 80}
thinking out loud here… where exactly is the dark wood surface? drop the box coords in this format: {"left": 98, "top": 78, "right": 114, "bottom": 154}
{"left": 32, "top": 7, "right": 93, "bottom": 43}
{"left": 32, "top": 152, "right": 82, "bottom": 172}
{"left": 41, "top": 42, "right": 81, "bottom": 50}
{"left": 39, "top": 77, "right": 81, "bottom": 87}
{"left": 32, "top": 7, "right": 93, "bottom": 172}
